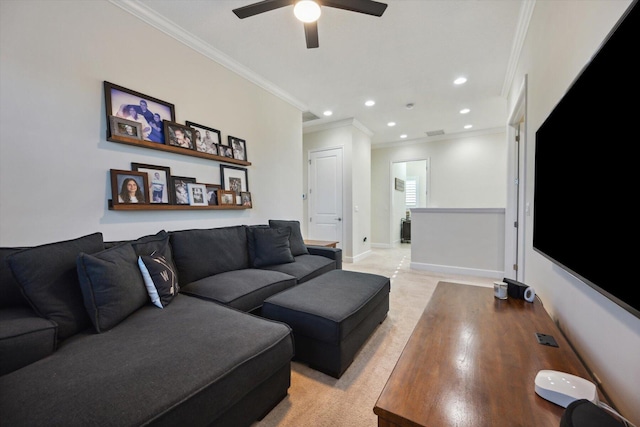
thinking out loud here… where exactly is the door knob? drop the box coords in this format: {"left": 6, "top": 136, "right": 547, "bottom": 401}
{"left": 336, "top": 218, "right": 342, "bottom": 221}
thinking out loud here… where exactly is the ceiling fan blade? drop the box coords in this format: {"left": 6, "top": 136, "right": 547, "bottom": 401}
{"left": 233, "top": 0, "right": 294, "bottom": 19}
{"left": 321, "top": 0, "right": 387, "bottom": 17}
{"left": 304, "top": 21, "right": 319, "bottom": 48}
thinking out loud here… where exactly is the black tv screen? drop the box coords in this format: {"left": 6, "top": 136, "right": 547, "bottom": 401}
{"left": 533, "top": 0, "right": 639, "bottom": 319}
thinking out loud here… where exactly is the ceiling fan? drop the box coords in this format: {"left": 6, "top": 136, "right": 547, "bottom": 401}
{"left": 232, "top": 0, "right": 388, "bottom": 49}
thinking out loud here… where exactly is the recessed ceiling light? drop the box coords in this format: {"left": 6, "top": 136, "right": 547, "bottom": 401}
{"left": 400, "top": 134, "right": 407, "bottom": 139}
{"left": 365, "top": 100, "right": 375, "bottom": 107}
{"left": 464, "top": 124, "right": 473, "bottom": 129}
{"left": 323, "top": 110, "right": 333, "bottom": 116}
{"left": 454, "top": 77, "right": 467, "bottom": 85}
{"left": 460, "top": 108, "right": 470, "bottom": 114}
{"left": 387, "top": 122, "right": 396, "bottom": 127}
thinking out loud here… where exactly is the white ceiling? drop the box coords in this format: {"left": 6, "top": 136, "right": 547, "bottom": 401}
{"left": 120, "top": 0, "right": 531, "bottom": 145}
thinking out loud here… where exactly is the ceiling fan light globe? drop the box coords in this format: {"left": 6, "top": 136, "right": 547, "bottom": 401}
{"left": 294, "top": 0, "right": 321, "bottom": 23}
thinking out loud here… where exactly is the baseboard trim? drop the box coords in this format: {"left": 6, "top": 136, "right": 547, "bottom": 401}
{"left": 344, "top": 249, "right": 373, "bottom": 264}
{"left": 371, "top": 243, "right": 393, "bottom": 249}
{"left": 410, "top": 261, "right": 504, "bottom": 279}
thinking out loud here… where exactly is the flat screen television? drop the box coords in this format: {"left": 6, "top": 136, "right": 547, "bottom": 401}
{"left": 533, "top": 0, "right": 639, "bottom": 319}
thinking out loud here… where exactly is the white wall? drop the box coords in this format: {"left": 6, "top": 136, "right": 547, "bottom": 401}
{"left": 0, "top": 0, "right": 303, "bottom": 246}
{"left": 302, "top": 119, "right": 373, "bottom": 262}
{"left": 371, "top": 130, "right": 507, "bottom": 246}
{"left": 351, "top": 126, "right": 372, "bottom": 260}
{"left": 507, "top": 1, "right": 640, "bottom": 423}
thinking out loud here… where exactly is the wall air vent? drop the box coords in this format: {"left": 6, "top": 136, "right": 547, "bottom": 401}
{"left": 302, "top": 111, "right": 320, "bottom": 122}
{"left": 426, "top": 130, "right": 445, "bottom": 137}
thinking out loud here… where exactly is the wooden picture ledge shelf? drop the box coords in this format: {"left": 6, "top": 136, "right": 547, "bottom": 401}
{"left": 108, "top": 136, "right": 251, "bottom": 166}
{"left": 108, "top": 200, "right": 248, "bottom": 211}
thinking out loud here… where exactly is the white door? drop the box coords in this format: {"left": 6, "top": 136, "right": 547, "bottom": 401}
{"left": 308, "top": 148, "right": 343, "bottom": 245}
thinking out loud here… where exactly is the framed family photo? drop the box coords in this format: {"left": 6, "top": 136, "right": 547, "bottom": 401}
{"left": 219, "top": 145, "right": 233, "bottom": 159}
{"left": 241, "top": 192, "right": 253, "bottom": 208}
{"left": 187, "top": 183, "right": 208, "bottom": 206}
{"left": 228, "top": 136, "right": 247, "bottom": 161}
{"left": 203, "top": 183, "right": 221, "bottom": 206}
{"left": 164, "top": 121, "right": 195, "bottom": 150}
{"left": 171, "top": 176, "right": 196, "bottom": 205}
{"left": 131, "top": 163, "right": 171, "bottom": 204}
{"left": 186, "top": 121, "right": 221, "bottom": 156}
{"left": 110, "top": 169, "right": 149, "bottom": 205}
{"left": 104, "top": 81, "right": 175, "bottom": 144}
{"left": 218, "top": 190, "right": 236, "bottom": 206}
{"left": 220, "top": 165, "right": 248, "bottom": 204}
{"left": 109, "top": 116, "right": 142, "bottom": 140}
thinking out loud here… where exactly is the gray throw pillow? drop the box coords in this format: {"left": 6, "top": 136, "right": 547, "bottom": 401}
{"left": 76, "top": 243, "right": 148, "bottom": 333}
{"left": 7, "top": 232, "right": 104, "bottom": 340}
{"left": 268, "top": 220, "right": 309, "bottom": 256}
{"left": 248, "top": 227, "right": 295, "bottom": 268}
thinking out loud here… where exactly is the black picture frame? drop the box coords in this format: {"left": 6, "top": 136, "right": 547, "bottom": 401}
{"left": 219, "top": 145, "right": 233, "bottom": 159}
{"left": 164, "top": 121, "right": 195, "bottom": 150}
{"left": 228, "top": 136, "right": 248, "bottom": 162}
{"left": 220, "top": 165, "right": 248, "bottom": 204}
{"left": 241, "top": 191, "right": 252, "bottom": 208}
{"left": 203, "top": 183, "right": 222, "bottom": 206}
{"left": 131, "top": 163, "right": 171, "bottom": 204}
{"left": 186, "top": 121, "right": 221, "bottom": 155}
{"left": 171, "top": 176, "right": 196, "bottom": 205}
{"left": 104, "top": 81, "right": 175, "bottom": 144}
{"left": 110, "top": 169, "right": 149, "bottom": 205}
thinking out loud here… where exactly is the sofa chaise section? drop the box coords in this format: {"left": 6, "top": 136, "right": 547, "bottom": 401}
{"left": 0, "top": 294, "right": 294, "bottom": 427}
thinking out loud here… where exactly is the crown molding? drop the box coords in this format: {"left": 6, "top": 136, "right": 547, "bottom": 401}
{"left": 501, "top": 0, "right": 535, "bottom": 98}
{"left": 108, "top": 0, "right": 308, "bottom": 112}
{"left": 303, "top": 118, "right": 373, "bottom": 136}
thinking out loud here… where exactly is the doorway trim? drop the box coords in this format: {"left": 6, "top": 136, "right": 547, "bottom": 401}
{"left": 505, "top": 75, "right": 527, "bottom": 281}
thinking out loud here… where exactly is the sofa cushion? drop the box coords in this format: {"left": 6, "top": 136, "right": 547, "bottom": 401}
{"left": 76, "top": 243, "right": 148, "bottom": 332}
{"left": 138, "top": 254, "right": 179, "bottom": 308}
{"left": 261, "top": 253, "right": 336, "bottom": 284}
{"left": 180, "top": 269, "right": 297, "bottom": 312}
{"left": 269, "top": 220, "right": 309, "bottom": 256}
{"left": 6, "top": 232, "right": 104, "bottom": 340}
{"left": 0, "top": 294, "right": 294, "bottom": 426}
{"left": 170, "top": 226, "right": 250, "bottom": 285}
{"left": 0, "top": 307, "right": 57, "bottom": 376}
{"left": 247, "top": 226, "right": 295, "bottom": 268}
{"left": 0, "top": 247, "right": 29, "bottom": 308}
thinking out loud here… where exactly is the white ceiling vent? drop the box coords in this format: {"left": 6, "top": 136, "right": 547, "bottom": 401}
{"left": 302, "top": 111, "right": 320, "bottom": 122}
{"left": 426, "top": 129, "right": 445, "bottom": 137}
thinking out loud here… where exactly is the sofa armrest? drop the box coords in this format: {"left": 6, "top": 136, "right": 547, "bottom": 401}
{"left": 306, "top": 246, "right": 342, "bottom": 270}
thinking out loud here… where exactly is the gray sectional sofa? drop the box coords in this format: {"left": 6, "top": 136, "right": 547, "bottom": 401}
{"left": 0, "top": 221, "right": 342, "bottom": 426}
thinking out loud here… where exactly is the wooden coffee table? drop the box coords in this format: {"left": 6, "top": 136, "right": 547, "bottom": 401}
{"left": 374, "top": 282, "right": 604, "bottom": 427}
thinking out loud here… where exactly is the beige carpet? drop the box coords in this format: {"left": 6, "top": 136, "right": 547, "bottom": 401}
{"left": 254, "top": 244, "right": 495, "bottom": 427}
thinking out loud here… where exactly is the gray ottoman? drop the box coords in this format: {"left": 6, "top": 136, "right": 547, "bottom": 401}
{"left": 261, "top": 270, "right": 390, "bottom": 378}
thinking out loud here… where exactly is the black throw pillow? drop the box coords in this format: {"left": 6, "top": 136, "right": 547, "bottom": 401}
{"left": 248, "top": 227, "right": 295, "bottom": 268}
{"left": 268, "top": 219, "right": 309, "bottom": 256}
{"left": 76, "top": 243, "right": 148, "bottom": 333}
{"left": 7, "top": 232, "right": 104, "bottom": 340}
